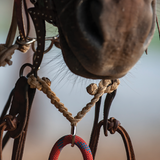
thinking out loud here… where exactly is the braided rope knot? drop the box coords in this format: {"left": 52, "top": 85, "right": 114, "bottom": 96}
{"left": 87, "top": 79, "right": 120, "bottom": 95}
{"left": 27, "top": 75, "right": 120, "bottom": 126}
{"left": 15, "top": 38, "right": 32, "bottom": 53}
{"left": 17, "top": 43, "right": 31, "bottom": 53}
{"left": 108, "top": 117, "right": 121, "bottom": 134}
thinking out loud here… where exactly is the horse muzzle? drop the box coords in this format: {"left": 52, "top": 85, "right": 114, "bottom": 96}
{"left": 54, "top": 0, "right": 156, "bottom": 79}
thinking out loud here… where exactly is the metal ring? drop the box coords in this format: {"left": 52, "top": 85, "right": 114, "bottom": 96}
{"left": 31, "top": 35, "right": 59, "bottom": 54}
{"left": 71, "top": 125, "right": 77, "bottom": 147}
{"left": 16, "top": 36, "right": 36, "bottom": 45}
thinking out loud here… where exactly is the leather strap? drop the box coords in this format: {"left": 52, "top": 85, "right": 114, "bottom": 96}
{"left": 28, "top": 2, "right": 58, "bottom": 75}
{"left": 15, "top": 0, "right": 26, "bottom": 40}
{"left": 10, "top": 77, "right": 36, "bottom": 160}
{"left": 89, "top": 91, "right": 135, "bottom": 160}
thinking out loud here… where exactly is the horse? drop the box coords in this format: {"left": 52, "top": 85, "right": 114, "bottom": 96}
{"left": 52, "top": 0, "right": 156, "bottom": 79}
{"left": 0, "top": 0, "right": 157, "bottom": 80}
{"left": 0, "top": 1, "right": 159, "bottom": 160}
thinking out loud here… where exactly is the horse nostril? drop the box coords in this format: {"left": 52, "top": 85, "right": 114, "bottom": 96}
{"left": 77, "top": 0, "right": 103, "bottom": 48}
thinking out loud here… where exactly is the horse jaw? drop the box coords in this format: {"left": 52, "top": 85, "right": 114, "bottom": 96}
{"left": 54, "top": 0, "right": 156, "bottom": 79}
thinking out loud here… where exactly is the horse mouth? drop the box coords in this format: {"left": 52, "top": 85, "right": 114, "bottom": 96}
{"left": 59, "top": 26, "right": 127, "bottom": 79}
{"left": 55, "top": 0, "right": 156, "bottom": 80}
{"left": 59, "top": 27, "right": 126, "bottom": 79}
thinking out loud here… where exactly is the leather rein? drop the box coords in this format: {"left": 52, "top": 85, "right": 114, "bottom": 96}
{"left": 0, "top": 1, "right": 60, "bottom": 160}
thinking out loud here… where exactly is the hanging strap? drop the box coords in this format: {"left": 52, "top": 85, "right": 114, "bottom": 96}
{"left": 89, "top": 91, "right": 135, "bottom": 160}
{"left": 0, "top": 76, "right": 36, "bottom": 160}
{"left": 49, "top": 135, "right": 93, "bottom": 160}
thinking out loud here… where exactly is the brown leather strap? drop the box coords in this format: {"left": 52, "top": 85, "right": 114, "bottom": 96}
{"left": 89, "top": 120, "right": 103, "bottom": 159}
{"left": 23, "top": 0, "right": 30, "bottom": 38}
{"left": 8, "top": 77, "right": 29, "bottom": 139}
{"left": 0, "top": 76, "right": 36, "bottom": 160}
{"left": 89, "top": 118, "right": 135, "bottom": 160}
{"left": 11, "top": 84, "right": 36, "bottom": 160}
{"left": 0, "top": 125, "right": 7, "bottom": 160}
{"left": 0, "top": 89, "right": 14, "bottom": 124}
{"left": 28, "top": 4, "right": 58, "bottom": 75}
{"left": 117, "top": 126, "right": 135, "bottom": 160}
{"left": 89, "top": 97, "right": 101, "bottom": 154}
{"left": 28, "top": 7, "right": 46, "bottom": 75}
{"left": 5, "top": 2, "right": 17, "bottom": 47}
{"left": 103, "top": 89, "right": 117, "bottom": 136}
{"left": 15, "top": 0, "right": 26, "bottom": 40}
{"left": 89, "top": 90, "right": 135, "bottom": 160}
{"left": 0, "top": 115, "right": 18, "bottom": 160}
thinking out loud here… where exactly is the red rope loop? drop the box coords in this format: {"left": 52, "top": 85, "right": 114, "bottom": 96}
{"left": 49, "top": 135, "right": 93, "bottom": 160}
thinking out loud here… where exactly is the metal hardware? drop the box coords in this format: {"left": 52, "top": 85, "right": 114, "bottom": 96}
{"left": 71, "top": 125, "right": 77, "bottom": 147}
{"left": 16, "top": 36, "right": 36, "bottom": 45}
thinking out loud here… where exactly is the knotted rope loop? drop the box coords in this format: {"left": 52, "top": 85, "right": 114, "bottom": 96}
{"left": 27, "top": 75, "right": 120, "bottom": 126}
{"left": 0, "top": 37, "right": 34, "bottom": 67}
{"left": 0, "top": 115, "right": 17, "bottom": 132}
{"left": 87, "top": 79, "right": 120, "bottom": 95}
{"left": 108, "top": 117, "right": 121, "bottom": 134}
{"left": 3, "top": 115, "right": 17, "bottom": 132}
{"left": 16, "top": 36, "right": 35, "bottom": 53}
{"left": 17, "top": 43, "right": 31, "bottom": 53}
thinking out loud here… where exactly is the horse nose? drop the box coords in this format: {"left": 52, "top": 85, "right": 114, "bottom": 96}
{"left": 75, "top": 0, "right": 156, "bottom": 78}
{"left": 54, "top": 0, "right": 156, "bottom": 79}
{"left": 77, "top": 0, "right": 103, "bottom": 49}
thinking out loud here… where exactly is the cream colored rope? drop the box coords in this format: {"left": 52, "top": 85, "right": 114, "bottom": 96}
{"left": 27, "top": 75, "right": 120, "bottom": 126}
{"left": 0, "top": 44, "right": 19, "bottom": 66}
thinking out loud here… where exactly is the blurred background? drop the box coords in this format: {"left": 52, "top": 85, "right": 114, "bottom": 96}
{"left": 0, "top": 1, "right": 160, "bottom": 160}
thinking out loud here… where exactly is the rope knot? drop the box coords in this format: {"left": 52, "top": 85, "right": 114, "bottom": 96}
{"left": 27, "top": 75, "right": 120, "bottom": 126}
{"left": 108, "top": 117, "right": 120, "bottom": 134}
{"left": 27, "top": 75, "right": 42, "bottom": 90}
{"left": 17, "top": 44, "right": 31, "bottom": 53}
{"left": 87, "top": 79, "right": 120, "bottom": 95}
{"left": 42, "top": 77, "right": 51, "bottom": 86}
{"left": 15, "top": 38, "right": 31, "bottom": 53}
{"left": 87, "top": 83, "right": 98, "bottom": 95}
